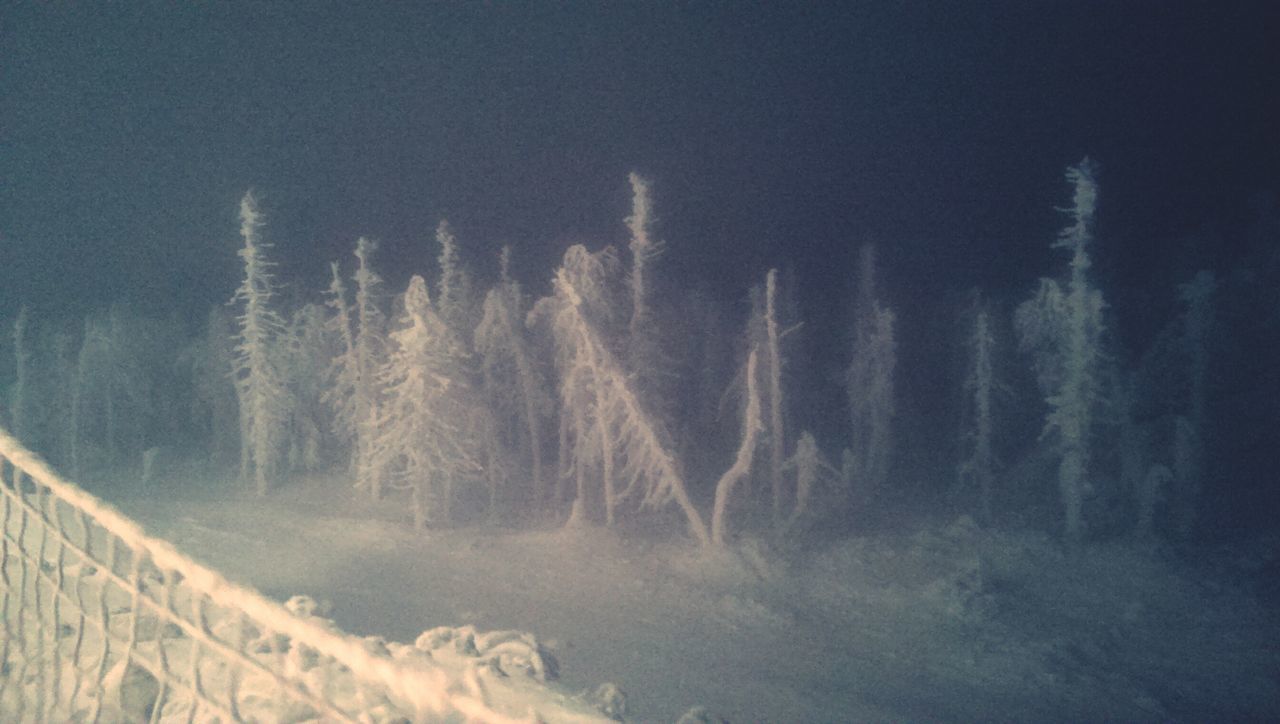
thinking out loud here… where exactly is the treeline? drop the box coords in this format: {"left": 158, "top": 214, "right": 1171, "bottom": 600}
{"left": 4, "top": 163, "right": 1278, "bottom": 547}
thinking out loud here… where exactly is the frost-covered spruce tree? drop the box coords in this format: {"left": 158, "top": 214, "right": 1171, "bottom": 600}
{"left": 230, "top": 192, "right": 292, "bottom": 496}
{"left": 321, "top": 261, "right": 357, "bottom": 461}
{"left": 533, "top": 245, "right": 711, "bottom": 544}
{"left": 474, "top": 247, "right": 551, "bottom": 506}
{"left": 335, "top": 238, "right": 388, "bottom": 496}
{"left": 474, "top": 404, "right": 510, "bottom": 522}
{"left": 284, "top": 303, "right": 329, "bottom": 473}
{"left": 846, "top": 244, "right": 896, "bottom": 506}
{"left": 435, "top": 221, "right": 475, "bottom": 338}
{"left": 533, "top": 245, "right": 621, "bottom": 525}
{"left": 1015, "top": 159, "right": 1106, "bottom": 545}
{"left": 956, "top": 301, "right": 1004, "bottom": 524}
{"left": 367, "top": 275, "right": 479, "bottom": 529}
{"left": 625, "top": 173, "right": 668, "bottom": 398}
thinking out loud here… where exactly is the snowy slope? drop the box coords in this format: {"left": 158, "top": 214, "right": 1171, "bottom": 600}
{"left": 113, "top": 474, "right": 1280, "bottom": 722}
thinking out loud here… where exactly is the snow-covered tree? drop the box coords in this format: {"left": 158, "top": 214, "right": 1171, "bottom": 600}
{"left": 4, "top": 312, "right": 83, "bottom": 469}
{"left": 283, "top": 303, "right": 329, "bottom": 473}
{"left": 847, "top": 244, "right": 896, "bottom": 507}
{"left": 763, "top": 269, "right": 787, "bottom": 525}
{"left": 473, "top": 404, "right": 510, "bottom": 522}
{"left": 711, "top": 349, "right": 762, "bottom": 545}
{"left": 321, "top": 261, "right": 357, "bottom": 459}
{"left": 330, "top": 238, "right": 388, "bottom": 496}
{"left": 533, "top": 245, "right": 710, "bottom": 544}
{"left": 435, "top": 221, "right": 475, "bottom": 338}
{"left": 736, "top": 269, "right": 798, "bottom": 527}
{"left": 625, "top": 173, "right": 668, "bottom": 397}
{"left": 956, "top": 302, "right": 1004, "bottom": 524}
{"left": 367, "top": 275, "right": 479, "bottom": 529}
{"left": 1015, "top": 159, "right": 1106, "bottom": 545}
{"left": 533, "top": 246, "right": 621, "bottom": 524}
{"left": 230, "top": 192, "right": 292, "bottom": 496}
{"left": 474, "top": 248, "right": 551, "bottom": 507}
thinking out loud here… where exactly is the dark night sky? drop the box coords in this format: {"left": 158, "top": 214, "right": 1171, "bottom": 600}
{"left": 4, "top": 1, "right": 1276, "bottom": 316}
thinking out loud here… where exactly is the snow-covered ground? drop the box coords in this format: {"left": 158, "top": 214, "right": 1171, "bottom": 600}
{"left": 109, "top": 471, "right": 1279, "bottom": 722}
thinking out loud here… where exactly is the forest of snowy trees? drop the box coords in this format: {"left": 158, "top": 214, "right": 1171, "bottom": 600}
{"left": 3, "top": 161, "right": 1279, "bottom": 549}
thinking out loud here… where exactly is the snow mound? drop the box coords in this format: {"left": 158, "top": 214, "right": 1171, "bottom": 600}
{"left": 805, "top": 515, "right": 999, "bottom": 623}
{"left": 714, "top": 592, "right": 793, "bottom": 630}
{"left": 664, "top": 537, "right": 785, "bottom": 589}
{"left": 413, "top": 624, "right": 559, "bottom": 682}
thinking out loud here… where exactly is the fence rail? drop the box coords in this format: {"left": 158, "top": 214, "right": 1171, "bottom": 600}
{"left": 0, "top": 427, "right": 603, "bottom": 723}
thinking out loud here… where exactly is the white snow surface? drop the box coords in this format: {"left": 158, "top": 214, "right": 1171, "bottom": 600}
{"left": 111, "top": 473, "right": 1279, "bottom": 722}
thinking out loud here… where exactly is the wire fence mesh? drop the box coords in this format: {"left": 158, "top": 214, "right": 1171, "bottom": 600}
{"left": 0, "top": 427, "right": 601, "bottom": 723}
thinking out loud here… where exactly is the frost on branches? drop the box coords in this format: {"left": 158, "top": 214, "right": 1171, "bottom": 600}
{"left": 741, "top": 268, "right": 802, "bottom": 531}
{"left": 323, "top": 238, "right": 389, "bottom": 497}
{"left": 1015, "top": 159, "right": 1107, "bottom": 545}
{"left": 367, "top": 275, "right": 479, "bottom": 529}
{"left": 474, "top": 247, "right": 551, "bottom": 509}
{"left": 956, "top": 303, "right": 1004, "bottom": 525}
{"left": 283, "top": 303, "right": 329, "bottom": 473}
{"left": 625, "top": 172, "right": 668, "bottom": 403}
{"left": 230, "top": 192, "right": 292, "bottom": 496}
{"left": 435, "top": 220, "right": 476, "bottom": 337}
{"left": 321, "top": 261, "right": 358, "bottom": 458}
{"left": 534, "top": 245, "right": 711, "bottom": 544}
{"left": 846, "top": 244, "right": 896, "bottom": 508}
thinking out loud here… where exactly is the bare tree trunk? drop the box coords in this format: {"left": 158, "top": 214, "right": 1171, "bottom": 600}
{"left": 765, "top": 270, "right": 785, "bottom": 526}
{"left": 557, "top": 408, "right": 570, "bottom": 508}
{"left": 572, "top": 404, "right": 588, "bottom": 520}
{"left": 712, "top": 351, "right": 762, "bottom": 545}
